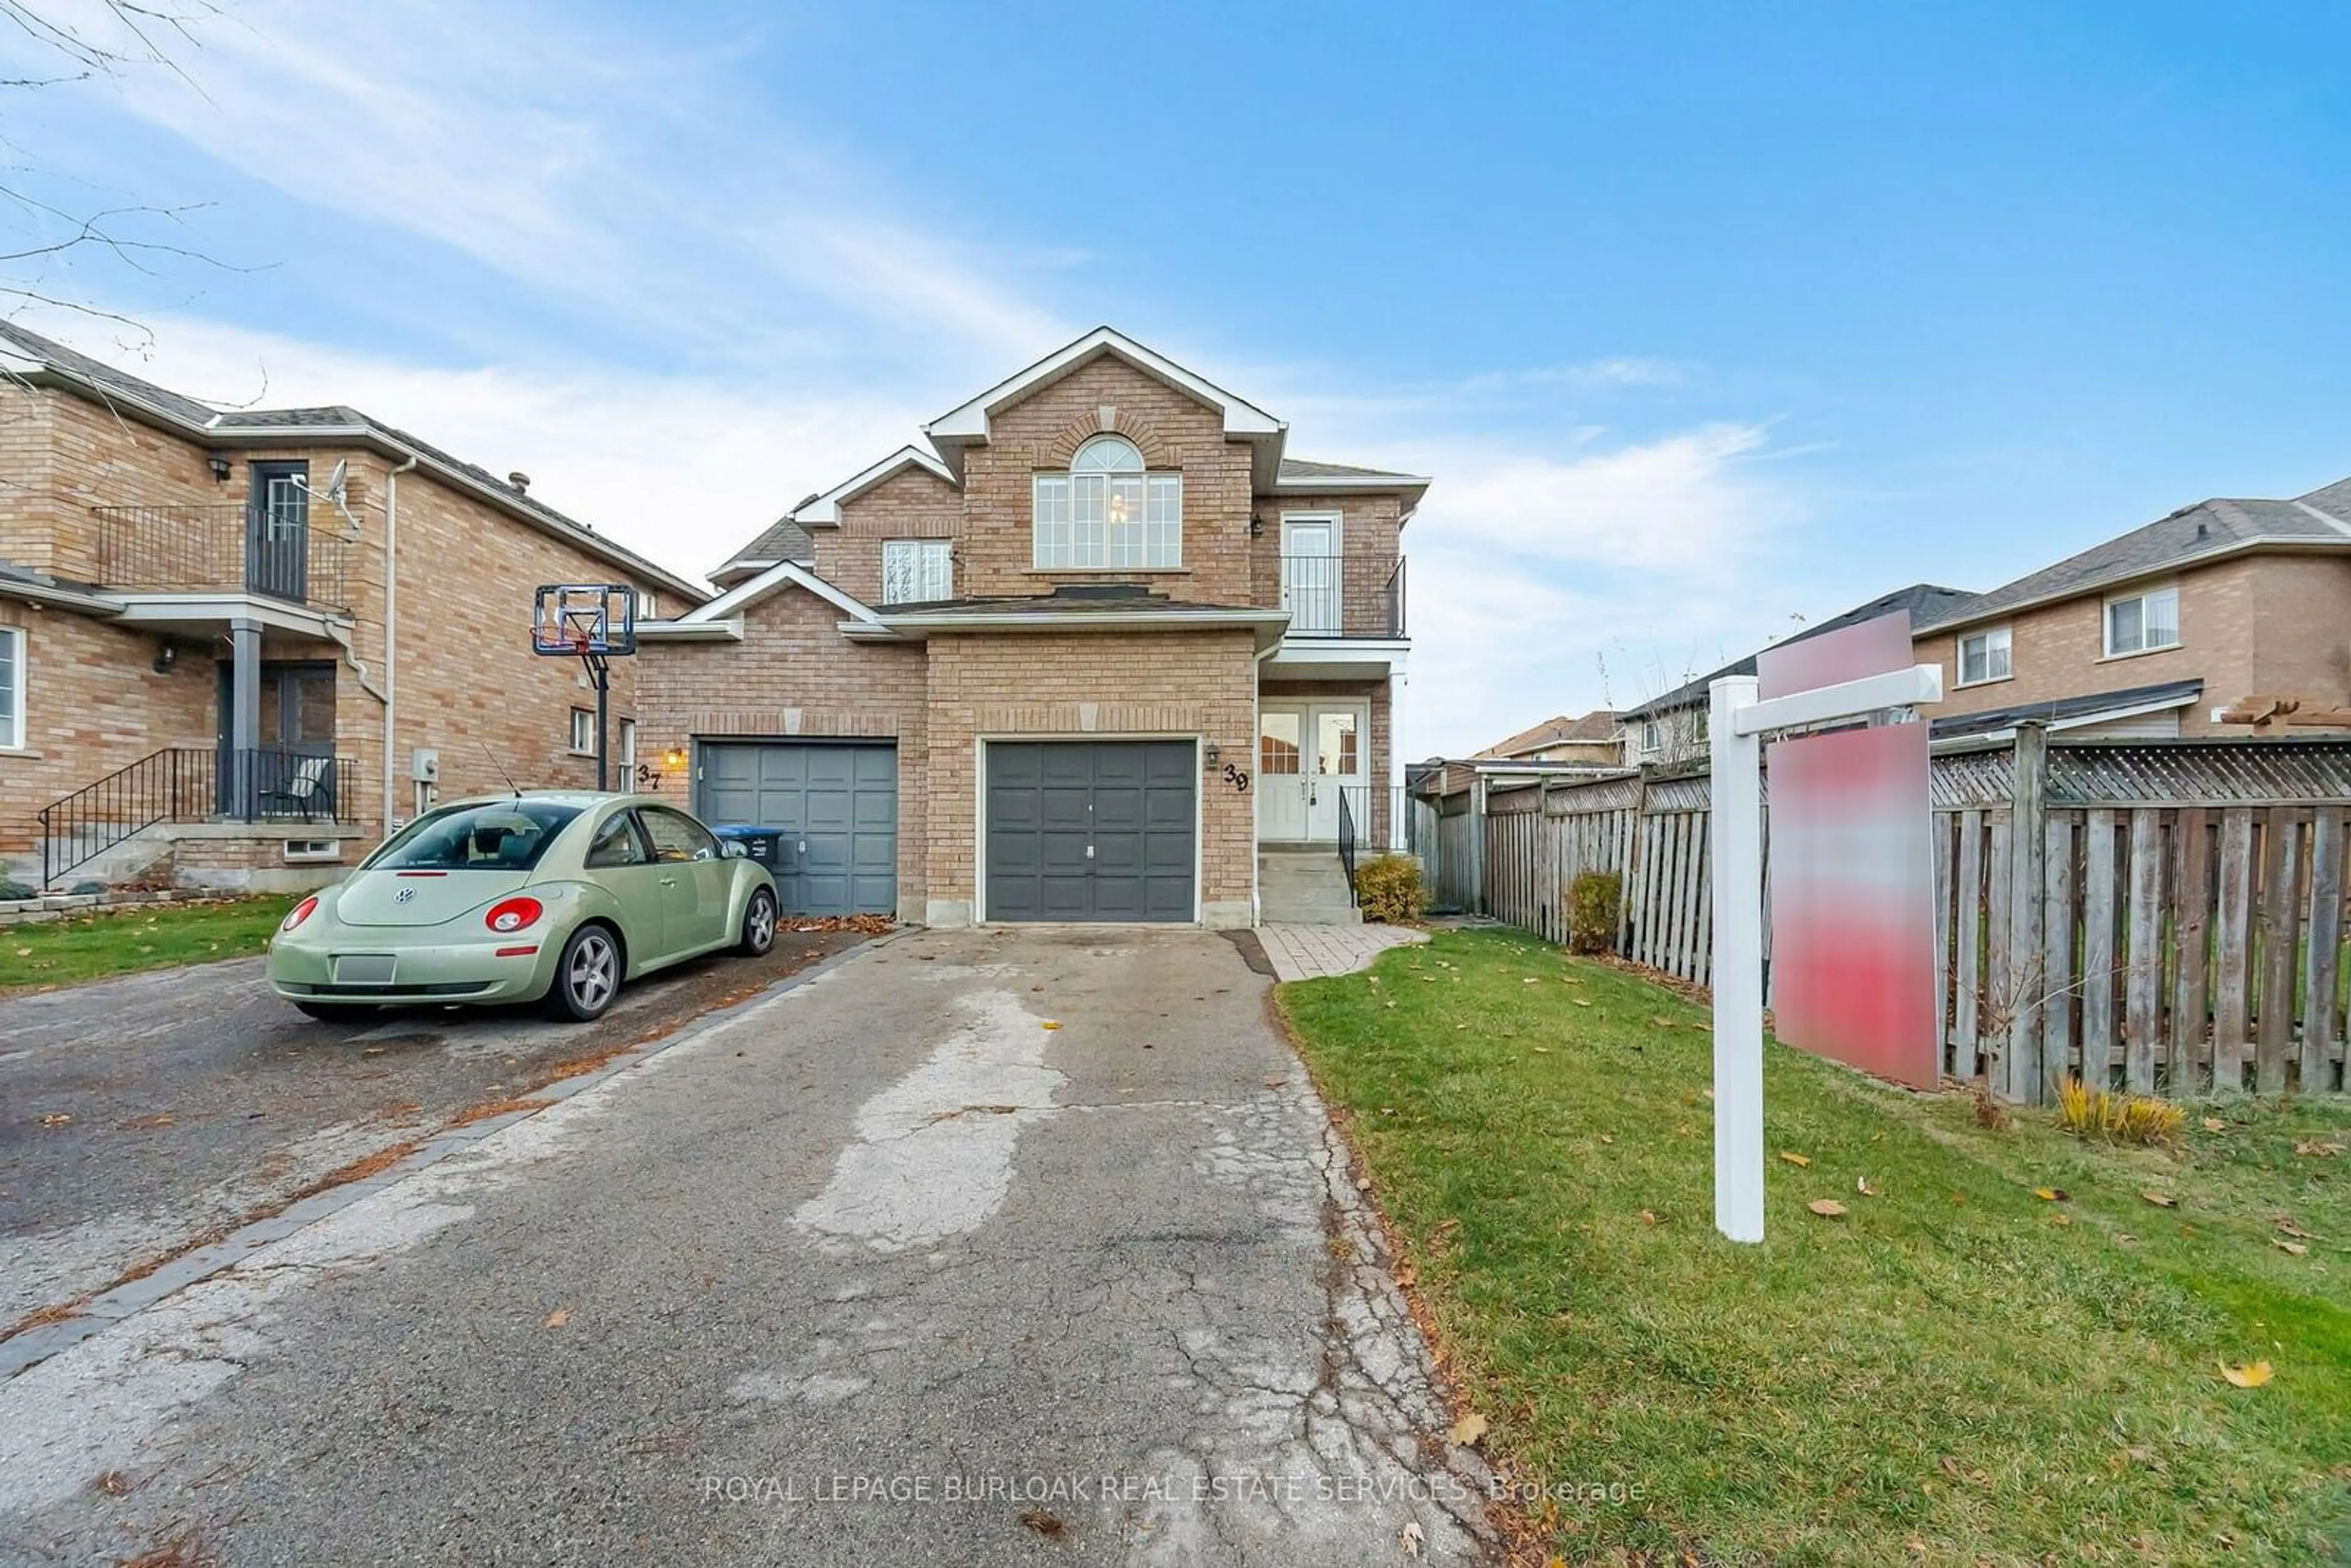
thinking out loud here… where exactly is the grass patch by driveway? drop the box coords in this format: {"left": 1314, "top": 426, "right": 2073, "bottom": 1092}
{"left": 2, "top": 895, "right": 296, "bottom": 994}
{"left": 1281, "top": 928, "right": 2351, "bottom": 1565}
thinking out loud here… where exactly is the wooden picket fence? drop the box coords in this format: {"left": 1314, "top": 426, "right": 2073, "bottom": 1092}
{"left": 1418, "top": 736, "right": 2351, "bottom": 1101}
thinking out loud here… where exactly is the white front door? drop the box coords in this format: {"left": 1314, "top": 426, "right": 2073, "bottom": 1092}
{"left": 1256, "top": 702, "right": 1368, "bottom": 843}
{"left": 1280, "top": 517, "right": 1340, "bottom": 635}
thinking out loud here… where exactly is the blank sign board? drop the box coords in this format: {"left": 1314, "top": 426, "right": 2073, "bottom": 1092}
{"left": 1757, "top": 611, "right": 1938, "bottom": 1091}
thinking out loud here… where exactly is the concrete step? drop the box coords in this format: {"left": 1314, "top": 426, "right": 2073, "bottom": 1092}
{"left": 1257, "top": 846, "right": 1362, "bottom": 925}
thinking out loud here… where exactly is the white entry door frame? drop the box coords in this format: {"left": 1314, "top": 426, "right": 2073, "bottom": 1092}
{"left": 1280, "top": 513, "right": 1342, "bottom": 636}
{"left": 1256, "top": 698, "right": 1370, "bottom": 844}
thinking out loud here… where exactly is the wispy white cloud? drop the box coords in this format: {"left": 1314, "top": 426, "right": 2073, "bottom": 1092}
{"left": 11, "top": 0, "right": 1831, "bottom": 762}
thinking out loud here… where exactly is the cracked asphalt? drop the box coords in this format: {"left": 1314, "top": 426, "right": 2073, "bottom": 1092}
{"left": 0, "top": 931, "right": 868, "bottom": 1330}
{"left": 0, "top": 928, "right": 1493, "bottom": 1566}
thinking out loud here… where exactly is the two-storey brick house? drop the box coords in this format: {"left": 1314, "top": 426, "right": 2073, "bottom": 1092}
{"left": 1914, "top": 476, "right": 2351, "bottom": 740}
{"left": 637, "top": 328, "right": 1421, "bottom": 927}
{"left": 0, "top": 323, "right": 706, "bottom": 891}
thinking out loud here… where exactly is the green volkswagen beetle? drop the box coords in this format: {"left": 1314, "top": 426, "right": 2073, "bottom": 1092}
{"left": 268, "top": 792, "right": 779, "bottom": 1023}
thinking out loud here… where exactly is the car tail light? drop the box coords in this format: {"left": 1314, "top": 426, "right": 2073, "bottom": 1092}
{"left": 486, "top": 896, "right": 544, "bottom": 934}
{"left": 280, "top": 896, "right": 319, "bottom": 933}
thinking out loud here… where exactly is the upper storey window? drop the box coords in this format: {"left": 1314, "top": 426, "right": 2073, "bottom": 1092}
{"left": 1033, "top": 435, "right": 1182, "bottom": 569}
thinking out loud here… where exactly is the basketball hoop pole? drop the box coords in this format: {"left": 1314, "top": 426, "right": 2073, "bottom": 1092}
{"left": 585, "top": 648, "right": 611, "bottom": 791}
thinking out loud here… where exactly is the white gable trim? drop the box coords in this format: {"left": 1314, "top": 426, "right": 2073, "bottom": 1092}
{"left": 788, "top": 445, "right": 956, "bottom": 527}
{"left": 680, "top": 560, "right": 884, "bottom": 627}
{"left": 923, "top": 327, "right": 1286, "bottom": 445}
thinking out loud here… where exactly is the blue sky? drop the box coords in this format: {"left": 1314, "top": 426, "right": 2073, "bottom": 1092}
{"left": 6, "top": 0, "right": 2346, "bottom": 756}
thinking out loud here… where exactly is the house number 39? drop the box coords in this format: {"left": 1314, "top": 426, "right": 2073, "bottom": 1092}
{"left": 1222, "top": 763, "right": 1250, "bottom": 793}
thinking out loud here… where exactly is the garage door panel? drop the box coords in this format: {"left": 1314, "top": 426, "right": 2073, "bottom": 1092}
{"left": 698, "top": 741, "right": 898, "bottom": 918}
{"left": 984, "top": 740, "right": 1195, "bottom": 923}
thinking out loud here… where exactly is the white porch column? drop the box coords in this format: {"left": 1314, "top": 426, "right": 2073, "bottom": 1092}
{"left": 1389, "top": 665, "right": 1409, "bottom": 850}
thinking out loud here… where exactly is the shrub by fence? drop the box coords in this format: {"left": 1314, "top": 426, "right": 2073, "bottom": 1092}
{"left": 1412, "top": 733, "right": 2351, "bottom": 1101}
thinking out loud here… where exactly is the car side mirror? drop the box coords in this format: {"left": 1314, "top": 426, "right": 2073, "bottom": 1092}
{"left": 720, "top": 841, "right": 747, "bottom": 860}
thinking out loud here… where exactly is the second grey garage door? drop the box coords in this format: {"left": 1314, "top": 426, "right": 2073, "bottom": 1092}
{"left": 696, "top": 742, "right": 897, "bottom": 917}
{"left": 985, "top": 741, "right": 1196, "bottom": 922}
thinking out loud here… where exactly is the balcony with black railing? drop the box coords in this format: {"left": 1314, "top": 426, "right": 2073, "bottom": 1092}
{"left": 91, "top": 502, "right": 354, "bottom": 612}
{"left": 1275, "top": 553, "right": 1406, "bottom": 639}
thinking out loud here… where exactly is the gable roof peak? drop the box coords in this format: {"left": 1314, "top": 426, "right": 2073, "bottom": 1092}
{"left": 922, "top": 325, "right": 1288, "bottom": 489}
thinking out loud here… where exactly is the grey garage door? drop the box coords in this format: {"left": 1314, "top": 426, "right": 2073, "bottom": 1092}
{"left": 985, "top": 741, "right": 1196, "bottom": 923}
{"left": 697, "top": 742, "right": 897, "bottom": 917}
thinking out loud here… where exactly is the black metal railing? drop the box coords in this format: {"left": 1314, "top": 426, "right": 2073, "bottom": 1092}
{"left": 1276, "top": 553, "right": 1407, "bottom": 638}
{"left": 91, "top": 503, "right": 353, "bottom": 611}
{"left": 38, "top": 746, "right": 359, "bottom": 887}
{"left": 1337, "top": 785, "right": 1359, "bottom": 905}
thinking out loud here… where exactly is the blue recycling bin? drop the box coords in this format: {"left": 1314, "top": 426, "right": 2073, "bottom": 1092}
{"left": 712, "top": 824, "right": 786, "bottom": 868}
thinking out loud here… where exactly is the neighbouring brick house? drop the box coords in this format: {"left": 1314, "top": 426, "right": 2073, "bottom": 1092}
{"left": 636, "top": 327, "right": 1422, "bottom": 928}
{"left": 1914, "top": 475, "right": 2351, "bottom": 740}
{"left": 1476, "top": 710, "right": 1624, "bottom": 768}
{"left": 0, "top": 323, "right": 705, "bottom": 891}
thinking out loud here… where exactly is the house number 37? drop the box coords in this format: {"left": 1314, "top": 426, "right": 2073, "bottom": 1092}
{"left": 1222, "top": 763, "right": 1250, "bottom": 793}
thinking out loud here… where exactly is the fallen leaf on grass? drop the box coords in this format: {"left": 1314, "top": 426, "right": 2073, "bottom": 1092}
{"left": 2203, "top": 1117, "right": 2227, "bottom": 1133}
{"left": 2278, "top": 1220, "right": 2314, "bottom": 1239}
{"left": 544, "top": 1308, "right": 570, "bottom": 1328}
{"left": 1779, "top": 1152, "right": 1812, "bottom": 1168}
{"left": 2273, "top": 1239, "right": 2309, "bottom": 1257}
{"left": 1571, "top": 998, "right": 1591, "bottom": 1008}
{"left": 1807, "top": 1199, "right": 1848, "bottom": 1218}
{"left": 1639, "top": 1209, "right": 1659, "bottom": 1226}
{"left": 1521, "top": 977, "right": 1540, "bottom": 985}
{"left": 2050, "top": 1213, "right": 2072, "bottom": 1226}
{"left": 1856, "top": 1177, "right": 1880, "bottom": 1197}
{"left": 2296, "top": 1141, "right": 2345, "bottom": 1157}
{"left": 2219, "top": 1360, "right": 2273, "bottom": 1388}
{"left": 2141, "top": 1191, "right": 2178, "bottom": 1209}
{"left": 1598, "top": 1134, "right": 1614, "bottom": 1145}
{"left": 2034, "top": 1187, "right": 2071, "bottom": 1202}
{"left": 1531, "top": 1046, "right": 1549, "bottom": 1054}
{"left": 1448, "top": 1411, "right": 1489, "bottom": 1447}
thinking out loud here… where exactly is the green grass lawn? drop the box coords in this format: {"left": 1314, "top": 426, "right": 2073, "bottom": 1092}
{"left": 1, "top": 895, "right": 298, "bottom": 994}
{"left": 1282, "top": 928, "right": 2351, "bottom": 1566}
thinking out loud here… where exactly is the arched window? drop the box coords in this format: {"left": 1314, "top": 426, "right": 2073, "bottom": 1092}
{"left": 1035, "top": 435, "right": 1182, "bottom": 568}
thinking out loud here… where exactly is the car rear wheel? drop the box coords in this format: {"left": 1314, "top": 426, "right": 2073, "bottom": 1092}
{"left": 546, "top": 923, "right": 621, "bottom": 1022}
{"left": 294, "top": 1001, "right": 375, "bottom": 1024}
{"left": 738, "top": 887, "right": 778, "bottom": 957}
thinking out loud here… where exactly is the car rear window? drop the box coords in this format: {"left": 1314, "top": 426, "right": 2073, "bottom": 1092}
{"left": 364, "top": 801, "right": 585, "bottom": 872}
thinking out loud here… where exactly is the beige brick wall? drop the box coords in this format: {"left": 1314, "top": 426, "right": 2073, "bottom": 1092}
{"left": 1, "top": 383, "right": 679, "bottom": 867}
{"left": 922, "top": 628, "right": 1260, "bottom": 925}
{"left": 957, "top": 356, "right": 1258, "bottom": 604}
{"left": 632, "top": 582, "right": 931, "bottom": 917}
{"left": 1914, "top": 553, "right": 2350, "bottom": 737}
{"left": 815, "top": 467, "right": 962, "bottom": 605}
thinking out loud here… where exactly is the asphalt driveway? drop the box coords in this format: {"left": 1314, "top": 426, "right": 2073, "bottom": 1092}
{"left": 0, "top": 931, "right": 867, "bottom": 1330}
{"left": 0, "top": 928, "right": 1490, "bottom": 1566}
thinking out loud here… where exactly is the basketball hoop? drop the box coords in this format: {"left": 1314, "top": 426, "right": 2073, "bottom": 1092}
{"left": 533, "top": 584, "right": 640, "bottom": 790}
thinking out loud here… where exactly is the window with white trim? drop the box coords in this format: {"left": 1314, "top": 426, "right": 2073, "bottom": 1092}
{"left": 619, "top": 718, "right": 637, "bottom": 769}
{"left": 0, "top": 625, "right": 20, "bottom": 749}
{"left": 881, "top": 539, "right": 953, "bottom": 604}
{"left": 2105, "top": 586, "right": 2180, "bottom": 657}
{"left": 1033, "top": 435, "right": 1182, "bottom": 568}
{"left": 569, "top": 707, "right": 595, "bottom": 755}
{"left": 1957, "top": 626, "right": 2012, "bottom": 686}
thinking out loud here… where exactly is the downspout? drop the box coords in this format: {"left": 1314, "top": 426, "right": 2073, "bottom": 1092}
{"left": 381, "top": 452, "right": 419, "bottom": 832}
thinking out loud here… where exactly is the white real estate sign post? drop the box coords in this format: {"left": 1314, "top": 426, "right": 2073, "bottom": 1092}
{"left": 1709, "top": 662, "right": 1944, "bottom": 1244}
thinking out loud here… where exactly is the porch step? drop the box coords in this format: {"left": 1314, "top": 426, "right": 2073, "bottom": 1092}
{"left": 27, "top": 827, "right": 174, "bottom": 891}
{"left": 1258, "top": 847, "right": 1360, "bottom": 925}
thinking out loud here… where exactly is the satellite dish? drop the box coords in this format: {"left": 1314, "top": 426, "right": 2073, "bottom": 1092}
{"left": 326, "top": 459, "right": 349, "bottom": 503}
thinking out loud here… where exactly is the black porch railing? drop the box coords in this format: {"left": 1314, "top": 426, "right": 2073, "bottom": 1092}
{"left": 91, "top": 503, "right": 354, "bottom": 612}
{"left": 37, "top": 746, "right": 359, "bottom": 887}
{"left": 1276, "top": 553, "right": 1407, "bottom": 638}
{"left": 1337, "top": 785, "right": 1360, "bottom": 906}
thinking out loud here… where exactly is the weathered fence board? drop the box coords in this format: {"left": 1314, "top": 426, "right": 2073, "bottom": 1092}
{"left": 1418, "top": 737, "right": 2351, "bottom": 1100}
